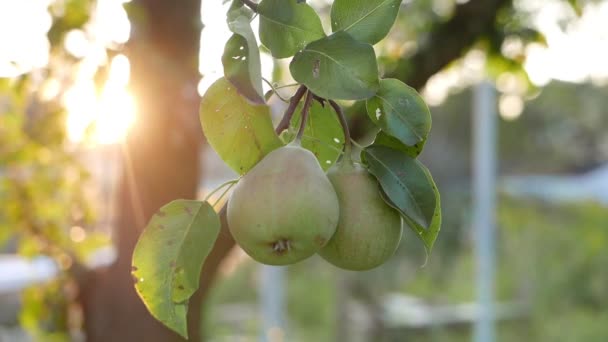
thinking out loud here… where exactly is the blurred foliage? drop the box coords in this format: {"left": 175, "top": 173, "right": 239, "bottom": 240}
{"left": 19, "top": 278, "right": 73, "bottom": 342}
{"left": 0, "top": 0, "right": 112, "bottom": 339}
{"left": 423, "top": 80, "right": 608, "bottom": 183}
{"left": 204, "top": 197, "right": 608, "bottom": 342}
{"left": 500, "top": 81, "right": 608, "bottom": 172}
{"left": 0, "top": 75, "right": 101, "bottom": 339}
{"left": 204, "top": 256, "right": 336, "bottom": 341}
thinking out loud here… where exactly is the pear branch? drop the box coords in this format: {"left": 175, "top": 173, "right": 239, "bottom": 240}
{"left": 329, "top": 100, "right": 352, "bottom": 158}
{"left": 275, "top": 85, "right": 307, "bottom": 134}
{"left": 296, "top": 91, "right": 314, "bottom": 142}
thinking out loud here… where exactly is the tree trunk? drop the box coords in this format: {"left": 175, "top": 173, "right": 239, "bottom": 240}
{"left": 81, "top": 1, "right": 235, "bottom": 341}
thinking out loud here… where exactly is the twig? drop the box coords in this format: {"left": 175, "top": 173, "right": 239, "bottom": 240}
{"left": 275, "top": 85, "right": 307, "bottom": 133}
{"left": 275, "top": 83, "right": 300, "bottom": 90}
{"left": 204, "top": 179, "right": 239, "bottom": 203}
{"left": 328, "top": 100, "right": 352, "bottom": 158}
{"left": 212, "top": 182, "right": 237, "bottom": 208}
{"left": 240, "top": 0, "right": 258, "bottom": 12}
{"left": 296, "top": 91, "right": 314, "bottom": 142}
{"left": 262, "top": 77, "right": 290, "bottom": 103}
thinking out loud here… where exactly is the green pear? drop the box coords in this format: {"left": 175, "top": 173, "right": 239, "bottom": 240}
{"left": 227, "top": 144, "right": 339, "bottom": 265}
{"left": 319, "top": 160, "right": 402, "bottom": 271}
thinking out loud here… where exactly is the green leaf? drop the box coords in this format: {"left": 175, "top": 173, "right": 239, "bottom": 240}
{"left": 289, "top": 31, "right": 379, "bottom": 100}
{"left": 380, "top": 177, "right": 441, "bottom": 252}
{"left": 132, "top": 200, "right": 221, "bottom": 338}
{"left": 366, "top": 78, "right": 431, "bottom": 146}
{"left": 361, "top": 145, "right": 436, "bottom": 230}
{"left": 331, "top": 0, "right": 401, "bottom": 45}
{"left": 223, "top": 15, "right": 265, "bottom": 104}
{"left": 258, "top": 0, "right": 326, "bottom": 58}
{"left": 284, "top": 101, "right": 345, "bottom": 170}
{"left": 200, "top": 77, "right": 283, "bottom": 174}
{"left": 373, "top": 130, "right": 426, "bottom": 158}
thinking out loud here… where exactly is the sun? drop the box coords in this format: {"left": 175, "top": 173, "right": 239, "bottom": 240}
{"left": 65, "top": 54, "right": 136, "bottom": 146}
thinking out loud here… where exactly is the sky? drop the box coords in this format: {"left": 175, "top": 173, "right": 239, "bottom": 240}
{"left": 1, "top": 0, "right": 608, "bottom": 143}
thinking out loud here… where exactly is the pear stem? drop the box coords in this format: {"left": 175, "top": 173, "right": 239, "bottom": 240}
{"left": 240, "top": 0, "right": 258, "bottom": 12}
{"left": 204, "top": 179, "right": 239, "bottom": 203}
{"left": 329, "top": 99, "right": 353, "bottom": 160}
{"left": 262, "top": 78, "right": 290, "bottom": 103}
{"left": 275, "top": 85, "right": 307, "bottom": 134}
{"left": 296, "top": 90, "right": 314, "bottom": 143}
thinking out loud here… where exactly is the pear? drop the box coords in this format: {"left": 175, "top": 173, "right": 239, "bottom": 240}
{"left": 319, "top": 160, "right": 402, "bottom": 271}
{"left": 227, "top": 144, "right": 339, "bottom": 265}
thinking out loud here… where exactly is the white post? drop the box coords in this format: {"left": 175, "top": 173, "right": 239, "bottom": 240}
{"left": 259, "top": 265, "right": 286, "bottom": 342}
{"left": 472, "top": 82, "right": 497, "bottom": 342}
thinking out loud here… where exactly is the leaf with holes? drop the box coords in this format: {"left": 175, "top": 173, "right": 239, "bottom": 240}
{"left": 200, "top": 77, "right": 283, "bottom": 174}
{"left": 258, "top": 0, "right": 326, "bottom": 58}
{"left": 361, "top": 145, "right": 437, "bottom": 230}
{"left": 282, "top": 100, "right": 345, "bottom": 170}
{"left": 132, "top": 200, "right": 220, "bottom": 338}
{"left": 367, "top": 78, "right": 431, "bottom": 147}
{"left": 372, "top": 130, "right": 427, "bottom": 159}
{"left": 223, "top": 15, "right": 264, "bottom": 104}
{"left": 289, "top": 31, "right": 379, "bottom": 100}
{"left": 331, "top": 0, "right": 401, "bottom": 45}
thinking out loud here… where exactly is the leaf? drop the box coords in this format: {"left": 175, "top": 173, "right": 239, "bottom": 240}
{"left": 289, "top": 31, "right": 379, "bottom": 100}
{"left": 380, "top": 177, "right": 441, "bottom": 252}
{"left": 361, "top": 145, "right": 436, "bottom": 230}
{"left": 330, "top": 0, "right": 401, "bottom": 45}
{"left": 200, "top": 77, "right": 283, "bottom": 174}
{"left": 223, "top": 15, "right": 265, "bottom": 104}
{"left": 258, "top": 0, "right": 326, "bottom": 58}
{"left": 566, "top": 0, "right": 583, "bottom": 16}
{"left": 284, "top": 100, "right": 345, "bottom": 170}
{"left": 373, "top": 130, "right": 426, "bottom": 158}
{"left": 366, "top": 78, "right": 431, "bottom": 147}
{"left": 132, "top": 200, "right": 221, "bottom": 338}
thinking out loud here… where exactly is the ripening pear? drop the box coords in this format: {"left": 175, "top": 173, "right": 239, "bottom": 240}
{"left": 319, "top": 159, "right": 402, "bottom": 271}
{"left": 227, "top": 144, "right": 339, "bottom": 265}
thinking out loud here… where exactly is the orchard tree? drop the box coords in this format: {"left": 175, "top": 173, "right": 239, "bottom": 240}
{"left": 130, "top": 0, "right": 444, "bottom": 338}
{"left": 84, "top": 0, "right": 539, "bottom": 340}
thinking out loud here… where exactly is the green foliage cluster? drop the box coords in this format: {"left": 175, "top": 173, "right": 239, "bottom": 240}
{"left": 201, "top": 197, "right": 608, "bottom": 341}
{"left": 398, "top": 198, "right": 608, "bottom": 342}
{"left": 0, "top": 0, "right": 115, "bottom": 338}
{"left": 132, "top": 0, "right": 441, "bottom": 337}
{"left": 0, "top": 77, "right": 100, "bottom": 339}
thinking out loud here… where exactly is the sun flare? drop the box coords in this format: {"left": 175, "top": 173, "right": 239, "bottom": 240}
{"left": 65, "top": 54, "right": 136, "bottom": 145}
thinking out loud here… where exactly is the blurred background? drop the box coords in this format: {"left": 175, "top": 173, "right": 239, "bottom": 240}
{"left": 1, "top": 0, "right": 607, "bottom": 341}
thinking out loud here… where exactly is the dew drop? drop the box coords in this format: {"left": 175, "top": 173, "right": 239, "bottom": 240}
{"left": 333, "top": 138, "right": 340, "bottom": 143}
{"left": 326, "top": 160, "right": 331, "bottom": 164}
{"left": 140, "top": 277, "right": 145, "bottom": 282}
{"left": 375, "top": 108, "right": 382, "bottom": 120}
{"left": 239, "top": 46, "right": 244, "bottom": 50}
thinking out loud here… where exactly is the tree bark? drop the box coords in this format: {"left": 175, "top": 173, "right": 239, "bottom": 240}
{"left": 81, "top": 1, "right": 235, "bottom": 341}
